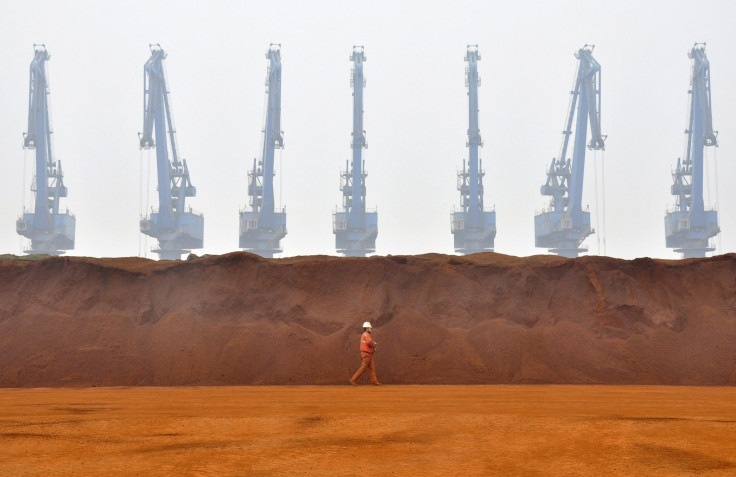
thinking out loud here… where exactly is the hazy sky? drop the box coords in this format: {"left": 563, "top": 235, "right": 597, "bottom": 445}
{"left": 1, "top": 0, "right": 734, "bottom": 260}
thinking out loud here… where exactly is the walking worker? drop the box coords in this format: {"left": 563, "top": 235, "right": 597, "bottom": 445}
{"left": 349, "top": 322, "right": 382, "bottom": 385}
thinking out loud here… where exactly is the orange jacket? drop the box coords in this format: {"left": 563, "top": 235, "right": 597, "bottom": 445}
{"left": 360, "top": 331, "right": 375, "bottom": 354}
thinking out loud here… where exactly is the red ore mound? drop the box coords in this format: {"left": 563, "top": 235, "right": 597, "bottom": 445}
{"left": 1, "top": 252, "right": 735, "bottom": 386}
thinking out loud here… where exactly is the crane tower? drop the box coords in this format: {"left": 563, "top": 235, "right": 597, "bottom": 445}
{"left": 333, "top": 46, "right": 377, "bottom": 256}
{"left": 139, "top": 44, "right": 204, "bottom": 260}
{"left": 240, "top": 44, "right": 287, "bottom": 257}
{"left": 664, "top": 43, "right": 719, "bottom": 258}
{"left": 534, "top": 45, "right": 605, "bottom": 258}
{"left": 451, "top": 45, "right": 496, "bottom": 254}
{"left": 16, "top": 44, "right": 76, "bottom": 255}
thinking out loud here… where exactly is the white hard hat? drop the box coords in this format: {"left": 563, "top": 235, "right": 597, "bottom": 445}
{"left": 362, "top": 321, "right": 372, "bottom": 329}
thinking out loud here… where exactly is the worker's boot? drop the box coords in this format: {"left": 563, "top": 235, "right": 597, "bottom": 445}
{"left": 348, "top": 379, "right": 357, "bottom": 386}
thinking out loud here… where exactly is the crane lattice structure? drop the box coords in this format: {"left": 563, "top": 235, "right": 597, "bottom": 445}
{"left": 333, "top": 46, "right": 377, "bottom": 257}
{"left": 240, "top": 44, "right": 287, "bottom": 258}
{"left": 139, "top": 44, "right": 203, "bottom": 260}
{"left": 664, "top": 43, "right": 719, "bottom": 258}
{"left": 534, "top": 45, "right": 605, "bottom": 258}
{"left": 451, "top": 45, "right": 496, "bottom": 254}
{"left": 16, "top": 44, "right": 76, "bottom": 255}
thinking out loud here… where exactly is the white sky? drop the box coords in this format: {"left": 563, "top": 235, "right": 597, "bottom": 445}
{"left": 1, "top": 0, "right": 734, "bottom": 260}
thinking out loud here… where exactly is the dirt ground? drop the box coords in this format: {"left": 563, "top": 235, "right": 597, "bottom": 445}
{"left": 1, "top": 385, "right": 735, "bottom": 476}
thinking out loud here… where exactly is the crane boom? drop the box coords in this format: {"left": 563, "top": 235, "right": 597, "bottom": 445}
{"left": 240, "top": 43, "right": 287, "bottom": 257}
{"left": 664, "top": 43, "right": 719, "bottom": 258}
{"left": 16, "top": 44, "right": 76, "bottom": 255}
{"left": 451, "top": 45, "right": 496, "bottom": 254}
{"left": 139, "top": 44, "right": 203, "bottom": 260}
{"left": 333, "top": 46, "right": 377, "bottom": 256}
{"left": 534, "top": 45, "right": 604, "bottom": 258}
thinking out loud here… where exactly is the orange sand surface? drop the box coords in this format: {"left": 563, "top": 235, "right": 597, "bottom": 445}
{"left": 1, "top": 385, "right": 735, "bottom": 476}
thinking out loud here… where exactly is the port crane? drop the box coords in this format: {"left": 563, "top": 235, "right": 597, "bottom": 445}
{"left": 534, "top": 45, "right": 605, "bottom": 258}
{"left": 16, "top": 44, "right": 76, "bottom": 255}
{"left": 240, "top": 44, "right": 287, "bottom": 258}
{"left": 451, "top": 45, "right": 496, "bottom": 254}
{"left": 139, "top": 44, "right": 203, "bottom": 260}
{"left": 664, "top": 43, "right": 719, "bottom": 258}
{"left": 333, "top": 46, "right": 377, "bottom": 257}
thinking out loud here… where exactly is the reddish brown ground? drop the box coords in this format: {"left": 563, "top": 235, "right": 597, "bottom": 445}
{"left": 1, "top": 252, "right": 735, "bottom": 386}
{"left": 1, "top": 385, "right": 735, "bottom": 476}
